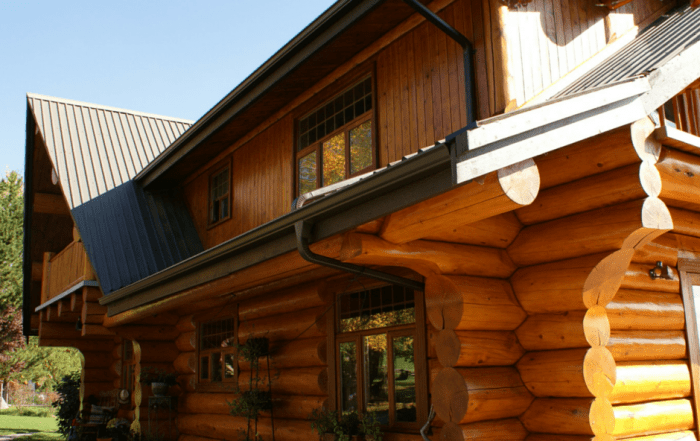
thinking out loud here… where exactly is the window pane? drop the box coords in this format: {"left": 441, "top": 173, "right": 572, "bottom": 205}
{"left": 340, "top": 341, "right": 358, "bottom": 412}
{"left": 323, "top": 133, "right": 346, "bottom": 186}
{"left": 299, "top": 151, "right": 317, "bottom": 194}
{"left": 224, "top": 353, "right": 235, "bottom": 379}
{"left": 364, "top": 334, "right": 389, "bottom": 425}
{"left": 339, "top": 286, "right": 415, "bottom": 333}
{"left": 350, "top": 121, "right": 372, "bottom": 175}
{"left": 393, "top": 336, "right": 417, "bottom": 422}
{"left": 200, "top": 356, "right": 209, "bottom": 380}
{"left": 212, "top": 352, "right": 222, "bottom": 382}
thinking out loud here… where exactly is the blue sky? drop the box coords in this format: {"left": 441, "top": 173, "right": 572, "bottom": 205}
{"left": 0, "top": 0, "right": 335, "bottom": 175}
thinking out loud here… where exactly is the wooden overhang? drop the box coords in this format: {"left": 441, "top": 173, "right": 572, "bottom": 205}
{"left": 135, "top": 0, "right": 430, "bottom": 189}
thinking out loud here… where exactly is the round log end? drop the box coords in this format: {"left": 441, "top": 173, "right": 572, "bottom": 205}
{"left": 583, "top": 250, "right": 634, "bottom": 309}
{"left": 631, "top": 117, "right": 661, "bottom": 163}
{"left": 640, "top": 161, "right": 662, "bottom": 198}
{"left": 584, "top": 306, "right": 611, "bottom": 348}
{"left": 584, "top": 347, "right": 617, "bottom": 398}
{"left": 433, "top": 367, "right": 469, "bottom": 423}
{"left": 426, "top": 275, "right": 460, "bottom": 330}
{"left": 590, "top": 398, "right": 615, "bottom": 436}
{"left": 642, "top": 197, "right": 673, "bottom": 231}
{"left": 435, "top": 329, "right": 461, "bottom": 368}
{"left": 497, "top": 158, "right": 540, "bottom": 206}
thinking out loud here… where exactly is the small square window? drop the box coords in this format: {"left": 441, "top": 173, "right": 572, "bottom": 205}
{"left": 209, "top": 166, "right": 230, "bottom": 225}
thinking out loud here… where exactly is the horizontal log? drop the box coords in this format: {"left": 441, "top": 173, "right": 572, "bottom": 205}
{"left": 609, "top": 360, "right": 691, "bottom": 405}
{"left": 439, "top": 418, "right": 528, "bottom": 441}
{"left": 113, "top": 325, "right": 180, "bottom": 341}
{"left": 37, "top": 338, "right": 111, "bottom": 352}
{"left": 83, "top": 368, "right": 115, "bottom": 383}
{"left": 238, "top": 366, "right": 328, "bottom": 396}
{"left": 606, "top": 290, "right": 685, "bottom": 330}
{"left": 138, "top": 341, "right": 179, "bottom": 363}
{"left": 340, "top": 233, "right": 515, "bottom": 278}
{"left": 176, "top": 331, "right": 196, "bottom": 352}
{"left": 423, "top": 212, "right": 522, "bottom": 249}
{"left": 515, "top": 311, "right": 591, "bottom": 351}
{"left": 82, "top": 351, "right": 112, "bottom": 369}
{"left": 426, "top": 275, "right": 526, "bottom": 331}
{"left": 82, "top": 286, "right": 101, "bottom": 302}
{"left": 178, "top": 374, "right": 196, "bottom": 393}
{"left": 83, "top": 382, "right": 115, "bottom": 398}
{"left": 380, "top": 159, "right": 539, "bottom": 244}
{"left": 178, "top": 414, "right": 313, "bottom": 441}
{"left": 611, "top": 399, "right": 694, "bottom": 438}
{"left": 523, "top": 436, "right": 593, "bottom": 441}
{"left": 174, "top": 352, "right": 196, "bottom": 375}
{"left": 520, "top": 398, "right": 595, "bottom": 435}
{"left": 608, "top": 330, "right": 687, "bottom": 361}
{"left": 34, "top": 192, "right": 69, "bottom": 215}
{"left": 38, "top": 322, "right": 81, "bottom": 340}
{"left": 657, "top": 147, "right": 700, "bottom": 208}
{"left": 616, "top": 432, "right": 697, "bottom": 440}
{"left": 239, "top": 337, "right": 326, "bottom": 370}
{"left": 179, "top": 435, "right": 219, "bottom": 441}
{"left": 238, "top": 306, "right": 327, "bottom": 342}
{"left": 535, "top": 126, "right": 642, "bottom": 190}
{"left": 239, "top": 283, "right": 326, "bottom": 321}
{"left": 516, "top": 163, "right": 656, "bottom": 226}
{"left": 511, "top": 252, "right": 632, "bottom": 314}
{"left": 508, "top": 198, "right": 673, "bottom": 267}
{"left": 620, "top": 262, "right": 680, "bottom": 293}
{"left": 81, "top": 324, "right": 114, "bottom": 337}
{"left": 431, "top": 366, "right": 533, "bottom": 424}
{"left": 435, "top": 329, "right": 524, "bottom": 368}
{"left": 632, "top": 234, "right": 678, "bottom": 266}
{"left": 179, "top": 393, "right": 328, "bottom": 420}
{"left": 177, "top": 315, "right": 196, "bottom": 333}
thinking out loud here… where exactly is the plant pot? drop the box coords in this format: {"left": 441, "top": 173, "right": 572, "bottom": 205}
{"left": 151, "top": 382, "right": 169, "bottom": 396}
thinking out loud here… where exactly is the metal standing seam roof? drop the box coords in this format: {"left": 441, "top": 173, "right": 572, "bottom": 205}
{"left": 27, "top": 93, "right": 193, "bottom": 209}
{"left": 555, "top": 4, "right": 700, "bottom": 98}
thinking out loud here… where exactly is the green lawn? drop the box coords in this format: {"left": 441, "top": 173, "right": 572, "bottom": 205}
{"left": 0, "top": 408, "right": 62, "bottom": 441}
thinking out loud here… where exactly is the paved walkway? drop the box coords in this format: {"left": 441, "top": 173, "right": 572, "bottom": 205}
{"left": 0, "top": 433, "right": 40, "bottom": 441}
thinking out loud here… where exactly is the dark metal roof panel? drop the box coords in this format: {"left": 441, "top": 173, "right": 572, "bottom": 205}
{"left": 26, "top": 94, "right": 194, "bottom": 209}
{"left": 556, "top": 5, "right": 700, "bottom": 98}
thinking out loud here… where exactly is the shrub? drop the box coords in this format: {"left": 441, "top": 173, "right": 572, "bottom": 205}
{"left": 52, "top": 372, "right": 81, "bottom": 436}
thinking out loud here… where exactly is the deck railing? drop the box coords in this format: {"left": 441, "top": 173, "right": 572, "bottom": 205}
{"left": 40, "top": 240, "right": 95, "bottom": 305}
{"left": 660, "top": 82, "right": 700, "bottom": 137}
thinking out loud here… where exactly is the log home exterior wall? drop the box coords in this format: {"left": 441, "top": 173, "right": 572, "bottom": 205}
{"left": 23, "top": 1, "right": 700, "bottom": 441}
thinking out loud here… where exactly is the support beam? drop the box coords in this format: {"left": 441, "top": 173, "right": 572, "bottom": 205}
{"left": 33, "top": 192, "right": 69, "bottom": 215}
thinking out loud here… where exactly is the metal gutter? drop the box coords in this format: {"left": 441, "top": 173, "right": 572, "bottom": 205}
{"left": 136, "top": 0, "right": 387, "bottom": 188}
{"left": 34, "top": 281, "right": 100, "bottom": 313}
{"left": 22, "top": 108, "right": 35, "bottom": 336}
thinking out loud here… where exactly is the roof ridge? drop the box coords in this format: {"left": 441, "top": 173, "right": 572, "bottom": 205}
{"left": 26, "top": 92, "right": 194, "bottom": 124}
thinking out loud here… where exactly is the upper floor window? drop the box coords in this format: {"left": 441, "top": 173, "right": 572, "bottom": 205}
{"left": 297, "top": 77, "right": 374, "bottom": 195}
{"left": 198, "top": 317, "right": 236, "bottom": 385}
{"left": 209, "top": 166, "right": 230, "bottom": 225}
{"left": 336, "top": 285, "right": 425, "bottom": 429}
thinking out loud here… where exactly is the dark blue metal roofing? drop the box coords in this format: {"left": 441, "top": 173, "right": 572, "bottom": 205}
{"left": 556, "top": 5, "right": 700, "bottom": 98}
{"left": 71, "top": 181, "right": 202, "bottom": 295}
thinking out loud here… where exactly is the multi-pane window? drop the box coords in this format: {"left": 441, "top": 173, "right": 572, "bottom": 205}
{"left": 336, "top": 285, "right": 420, "bottom": 427}
{"left": 297, "top": 77, "right": 374, "bottom": 195}
{"left": 121, "top": 340, "right": 135, "bottom": 398}
{"left": 198, "top": 317, "right": 236, "bottom": 384}
{"left": 209, "top": 166, "right": 230, "bottom": 224}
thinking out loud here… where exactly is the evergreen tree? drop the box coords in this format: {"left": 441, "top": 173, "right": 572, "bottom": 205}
{"left": 0, "top": 170, "right": 23, "bottom": 309}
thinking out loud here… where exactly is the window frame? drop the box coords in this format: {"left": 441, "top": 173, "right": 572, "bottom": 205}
{"left": 679, "top": 259, "right": 700, "bottom": 435}
{"left": 295, "top": 74, "right": 377, "bottom": 196}
{"left": 195, "top": 306, "right": 238, "bottom": 391}
{"left": 330, "top": 282, "right": 428, "bottom": 432}
{"left": 207, "top": 160, "right": 232, "bottom": 228}
{"left": 120, "top": 339, "right": 136, "bottom": 405}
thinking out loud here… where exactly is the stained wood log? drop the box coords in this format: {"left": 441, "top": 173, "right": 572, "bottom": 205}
{"left": 176, "top": 331, "right": 196, "bottom": 352}
{"left": 82, "top": 314, "right": 103, "bottom": 325}
{"left": 38, "top": 322, "right": 81, "bottom": 340}
{"left": 515, "top": 311, "right": 588, "bottom": 351}
{"left": 179, "top": 393, "right": 328, "bottom": 420}
{"left": 37, "top": 338, "right": 111, "bottom": 352}
{"left": 82, "top": 286, "right": 101, "bottom": 302}
{"left": 83, "top": 368, "right": 114, "bottom": 383}
{"left": 179, "top": 435, "right": 218, "bottom": 441}
{"left": 239, "top": 283, "right": 326, "bottom": 321}
{"left": 511, "top": 251, "right": 633, "bottom": 314}
{"left": 516, "top": 348, "right": 616, "bottom": 398}
{"left": 178, "top": 414, "right": 312, "bottom": 441}
{"left": 380, "top": 159, "right": 539, "bottom": 244}
{"left": 82, "top": 301, "right": 107, "bottom": 316}
{"left": 81, "top": 324, "right": 114, "bottom": 337}
{"left": 609, "top": 360, "right": 691, "bottom": 405}
{"left": 112, "top": 325, "right": 180, "bottom": 341}
{"left": 439, "top": 418, "right": 527, "bottom": 441}
{"left": 238, "top": 366, "right": 328, "bottom": 396}
{"left": 508, "top": 198, "right": 673, "bottom": 267}
{"left": 83, "top": 382, "right": 114, "bottom": 398}
{"left": 426, "top": 275, "right": 525, "bottom": 331}
{"left": 610, "top": 399, "right": 694, "bottom": 438}
{"left": 110, "top": 360, "right": 121, "bottom": 378}
{"left": 33, "top": 192, "right": 70, "bottom": 215}
{"left": 179, "top": 374, "right": 196, "bottom": 393}
{"left": 177, "top": 315, "right": 196, "bottom": 333}
{"left": 584, "top": 306, "right": 611, "bottom": 348}
{"left": 70, "top": 292, "right": 82, "bottom": 312}
{"left": 131, "top": 312, "right": 179, "bottom": 326}
{"left": 238, "top": 306, "right": 327, "bottom": 342}
{"left": 174, "top": 352, "right": 196, "bottom": 375}
{"left": 435, "top": 329, "right": 524, "bottom": 368}
{"left": 678, "top": 233, "right": 700, "bottom": 261}
{"left": 340, "top": 233, "right": 516, "bottom": 278}
{"left": 657, "top": 147, "right": 700, "bottom": 208}
{"left": 632, "top": 234, "right": 678, "bottom": 266}
{"left": 606, "top": 290, "right": 685, "bottom": 330}
{"left": 534, "top": 126, "right": 643, "bottom": 190}
{"left": 620, "top": 262, "right": 680, "bottom": 293}
{"left": 431, "top": 366, "right": 533, "bottom": 424}
{"left": 83, "top": 352, "right": 112, "bottom": 369}
{"left": 239, "top": 337, "right": 326, "bottom": 370}
{"left": 516, "top": 163, "right": 659, "bottom": 226}
{"left": 524, "top": 436, "right": 594, "bottom": 441}
{"left": 138, "top": 341, "right": 179, "bottom": 363}
{"left": 520, "top": 398, "right": 595, "bottom": 435}
{"left": 607, "top": 330, "right": 687, "bottom": 361}
{"left": 615, "top": 432, "right": 697, "bottom": 440}
{"left": 671, "top": 207, "right": 700, "bottom": 238}
{"left": 423, "top": 212, "right": 522, "bottom": 249}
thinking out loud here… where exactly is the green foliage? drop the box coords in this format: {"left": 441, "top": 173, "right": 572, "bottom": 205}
{"left": 228, "top": 337, "right": 271, "bottom": 441}
{"left": 0, "top": 305, "right": 25, "bottom": 383}
{"left": 0, "top": 170, "right": 23, "bottom": 309}
{"left": 52, "top": 372, "right": 81, "bottom": 436}
{"left": 309, "top": 409, "right": 383, "bottom": 441}
{"left": 140, "top": 367, "right": 178, "bottom": 386}
{"left": 0, "top": 407, "right": 54, "bottom": 417}
{"left": 13, "top": 337, "right": 81, "bottom": 391}
{"left": 228, "top": 389, "right": 272, "bottom": 420}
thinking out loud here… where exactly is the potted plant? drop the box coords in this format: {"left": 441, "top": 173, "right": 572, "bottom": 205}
{"left": 309, "top": 409, "right": 383, "bottom": 441}
{"left": 103, "top": 418, "right": 132, "bottom": 441}
{"left": 140, "top": 367, "right": 178, "bottom": 396}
